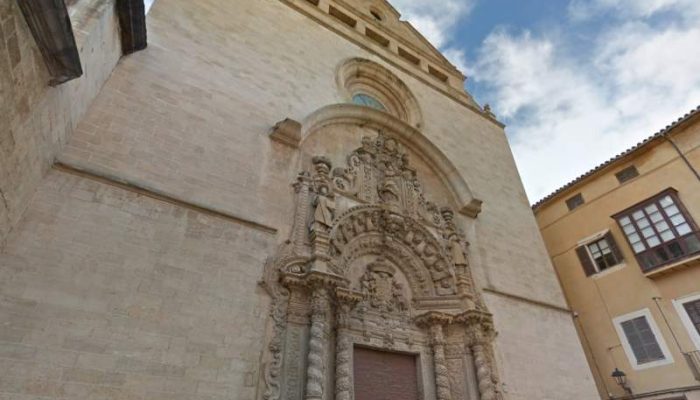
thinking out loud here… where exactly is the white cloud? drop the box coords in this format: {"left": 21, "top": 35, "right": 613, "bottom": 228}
{"left": 391, "top": 0, "right": 474, "bottom": 47}
{"left": 471, "top": 1, "right": 700, "bottom": 202}
{"left": 391, "top": 0, "right": 474, "bottom": 70}
{"left": 569, "top": 0, "right": 700, "bottom": 20}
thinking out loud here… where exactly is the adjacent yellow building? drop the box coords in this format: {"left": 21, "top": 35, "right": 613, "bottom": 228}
{"left": 534, "top": 106, "right": 700, "bottom": 399}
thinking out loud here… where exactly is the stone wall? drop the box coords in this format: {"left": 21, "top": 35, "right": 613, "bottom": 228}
{"left": 0, "top": 0, "right": 120, "bottom": 247}
{"left": 0, "top": 169, "right": 275, "bottom": 399}
{"left": 0, "top": 0, "right": 599, "bottom": 399}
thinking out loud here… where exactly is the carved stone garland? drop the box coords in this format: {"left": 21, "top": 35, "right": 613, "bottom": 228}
{"left": 261, "top": 132, "right": 503, "bottom": 400}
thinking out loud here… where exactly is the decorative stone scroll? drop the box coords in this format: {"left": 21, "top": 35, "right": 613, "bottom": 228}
{"left": 260, "top": 132, "right": 503, "bottom": 400}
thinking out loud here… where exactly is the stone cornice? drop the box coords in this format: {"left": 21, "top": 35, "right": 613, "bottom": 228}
{"left": 332, "top": 0, "right": 461, "bottom": 78}
{"left": 277, "top": 0, "right": 505, "bottom": 129}
{"left": 280, "top": 270, "right": 349, "bottom": 290}
{"left": 414, "top": 311, "right": 454, "bottom": 327}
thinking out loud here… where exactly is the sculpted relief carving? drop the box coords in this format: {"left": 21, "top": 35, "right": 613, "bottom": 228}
{"left": 260, "top": 131, "right": 503, "bottom": 400}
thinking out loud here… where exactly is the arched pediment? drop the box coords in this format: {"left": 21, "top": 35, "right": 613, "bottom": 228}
{"left": 329, "top": 205, "right": 456, "bottom": 298}
{"left": 336, "top": 58, "right": 423, "bottom": 127}
{"left": 301, "top": 103, "right": 482, "bottom": 218}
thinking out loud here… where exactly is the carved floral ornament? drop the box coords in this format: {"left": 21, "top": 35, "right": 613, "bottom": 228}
{"left": 260, "top": 132, "right": 503, "bottom": 400}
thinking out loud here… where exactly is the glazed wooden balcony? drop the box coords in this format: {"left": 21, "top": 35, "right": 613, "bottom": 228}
{"left": 641, "top": 231, "right": 700, "bottom": 278}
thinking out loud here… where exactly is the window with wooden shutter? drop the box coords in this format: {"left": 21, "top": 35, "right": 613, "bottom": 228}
{"left": 683, "top": 299, "right": 700, "bottom": 336}
{"left": 620, "top": 316, "right": 665, "bottom": 364}
{"left": 576, "top": 246, "right": 596, "bottom": 276}
{"left": 614, "top": 309, "right": 674, "bottom": 369}
{"left": 576, "top": 232, "right": 624, "bottom": 276}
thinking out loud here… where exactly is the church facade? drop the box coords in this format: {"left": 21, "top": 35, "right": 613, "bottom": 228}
{"left": 0, "top": 0, "right": 598, "bottom": 399}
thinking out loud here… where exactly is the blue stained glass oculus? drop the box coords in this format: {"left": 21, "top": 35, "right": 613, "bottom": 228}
{"left": 352, "top": 93, "right": 386, "bottom": 111}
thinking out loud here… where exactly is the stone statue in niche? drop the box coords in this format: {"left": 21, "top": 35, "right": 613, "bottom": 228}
{"left": 441, "top": 208, "right": 467, "bottom": 266}
{"left": 312, "top": 156, "right": 335, "bottom": 230}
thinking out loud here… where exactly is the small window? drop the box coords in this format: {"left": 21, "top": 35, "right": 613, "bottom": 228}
{"left": 352, "top": 94, "right": 386, "bottom": 111}
{"left": 616, "top": 165, "right": 639, "bottom": 184}
{"left": 329, "top": 6, "right": 357, "bottom": 28}
{"left": 575, "top": 232, "right": 624, "bottom": 276}
{"left": 566, "top": 193, "right": 585, "bottom": 211}
{"left": 398, "top": 47, "right": 420, "bottom": 65}
{"left": 428, "top": 66, "right": 448, "bottom": 82}
{"left": 365, "top": 28, "right": 390, "bottom": 47}
{"left": 614, "top": 309, "right": 673, "bottom": 370}
{"left": 615, "top": 189, "right": 700, "bottom": 272}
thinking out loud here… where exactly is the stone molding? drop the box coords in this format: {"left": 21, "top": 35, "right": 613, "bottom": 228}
{"left": 269, "top": 103, "right": 483, "bottom": 217}
{"left": 336, "top": 58, "right": 423, "bottom": 128}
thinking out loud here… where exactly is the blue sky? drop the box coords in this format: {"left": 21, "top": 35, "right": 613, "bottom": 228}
{"left": 391, "top": 0, "right": 700, "bottom": 203}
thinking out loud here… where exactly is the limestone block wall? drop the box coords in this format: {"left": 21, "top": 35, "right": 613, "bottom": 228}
{"left": 0, "top": 0, "right": 121, "bottom": 247}
{"left": 0, "top": 0, "right": 598, "bottom": 399}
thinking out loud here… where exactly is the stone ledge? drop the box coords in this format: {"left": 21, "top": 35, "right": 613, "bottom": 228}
{"left": 53, "top": 161, "right": 278, "bottom": 235}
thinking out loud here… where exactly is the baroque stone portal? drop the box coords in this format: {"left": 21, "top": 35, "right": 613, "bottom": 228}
{"left": 261, "top": 132, "right": 502, "bottom": 400}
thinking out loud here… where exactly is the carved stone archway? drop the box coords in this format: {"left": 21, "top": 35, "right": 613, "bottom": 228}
{"left": 260, "top": 132, "right": 502, "bottom": 400}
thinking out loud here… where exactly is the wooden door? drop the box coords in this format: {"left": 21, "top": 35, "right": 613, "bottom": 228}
{"left": 353, "top": 346, "right": 419, "bottom": 400}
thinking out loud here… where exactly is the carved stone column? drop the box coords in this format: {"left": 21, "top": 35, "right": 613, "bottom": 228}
{"left": 335, "top": 288, "right": 362, "bottom": 400}
{"left": 472, "top": 341, "right": 497, "bottom": 400}
{"left": 457, "top": 310, "right": 499, "bottom": 400}
{"left": 431, "top": 324, "right": 453, "bottom": 400}
{"left": 292, "top": 172, "right": 312, "bottom": 255}
{"left": 305, "top": 286, "right": 331, "bottom": 400}
{"left": 415, "top": 312, "right": 454, "bottom": 400}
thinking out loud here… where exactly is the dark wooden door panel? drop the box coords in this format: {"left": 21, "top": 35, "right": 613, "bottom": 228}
{"left": 353, "top": 346, "right": 419, "bottom": 400}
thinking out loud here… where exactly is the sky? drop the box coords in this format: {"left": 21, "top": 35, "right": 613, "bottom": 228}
{"left": 390, "top": 0, "right": 700, "bottom": 204}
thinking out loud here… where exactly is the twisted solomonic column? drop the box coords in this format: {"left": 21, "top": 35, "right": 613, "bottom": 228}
{"left": 415, "top": 312, "right": 454, "bottom": 400}
{"left": 456, "top": 310, "right": 499, "bottom": 400}
{"left": 305, "top": 286, "right": 330, "bottom": 400}
{"left": 472, "top": 341, "right": 497, "bottom": 400}
{"left": 431, "top": 324, "right": 453, "bottom": 400}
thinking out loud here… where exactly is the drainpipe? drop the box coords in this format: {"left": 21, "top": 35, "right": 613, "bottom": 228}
{"left": 662, "top": 133, "right": 700, "bottom": 182}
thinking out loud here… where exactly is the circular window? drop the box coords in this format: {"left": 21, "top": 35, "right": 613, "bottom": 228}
{"left": 352, "top": 93, "right": 386, "bottom": 111}
{"left": 337, "top": 58, "right": 423, "bottom": 128}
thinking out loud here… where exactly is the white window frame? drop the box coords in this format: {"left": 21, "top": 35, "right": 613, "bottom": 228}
{"left": 613, "top": 308, "right": 674, "bottom": 370}
{"left": 673, "top": 293, "right": 700, "bottom": 351}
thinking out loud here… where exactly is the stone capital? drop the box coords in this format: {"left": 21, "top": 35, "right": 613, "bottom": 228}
{"left": 453, "top": 309, "right": 492, "bottom": 326}
{"left": 413, "top": 311, "right": 453, "bottom": 328}
{"left": 280, "top": 270, "right": 347, "bottom": 292}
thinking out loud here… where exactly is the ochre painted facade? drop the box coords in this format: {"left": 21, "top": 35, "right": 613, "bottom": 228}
{"left": 535, "top": 110, "right": 700, "bottom": 399}
{"left": 0, "top": 1, "right": 598, "bottom": 399}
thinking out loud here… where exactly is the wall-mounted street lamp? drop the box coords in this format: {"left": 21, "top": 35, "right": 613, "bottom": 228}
{"left": 611, "top": 368, "right": 632, "bottom": 395}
